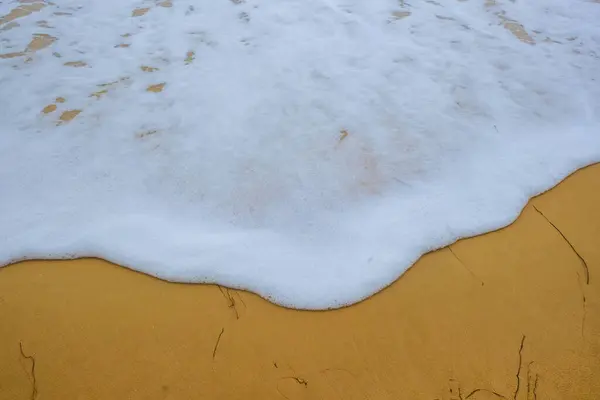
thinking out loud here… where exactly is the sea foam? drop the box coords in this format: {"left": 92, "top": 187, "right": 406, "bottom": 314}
{"left": 1, "top": 0, "right": 599, "bottom": 308}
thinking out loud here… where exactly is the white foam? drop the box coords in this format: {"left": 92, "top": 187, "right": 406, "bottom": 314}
{"left": 1, "top": 0, "right": 599, "bottom": 309}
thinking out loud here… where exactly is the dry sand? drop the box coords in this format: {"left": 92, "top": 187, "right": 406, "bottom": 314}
{"left": 0, "top": 163, "right": 598, "bottom": 400}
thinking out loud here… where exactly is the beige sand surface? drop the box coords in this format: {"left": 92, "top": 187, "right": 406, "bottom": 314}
{"left": 1, "top": 163, "right": 599, "bottom": 400}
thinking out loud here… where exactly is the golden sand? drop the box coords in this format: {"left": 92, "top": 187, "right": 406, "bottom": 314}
{"left": 0, "top": 3, "right": 597, "bottom": 397}
{"left": 1, "top": 164, "right": 599, "bottom": 399}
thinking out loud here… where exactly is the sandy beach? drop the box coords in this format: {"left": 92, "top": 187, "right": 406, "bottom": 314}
{"left": 2, "top": 0, "right": 600, "bottom": 398}
{"left": 1, "top": 163, "right": 598, "bottom": 399}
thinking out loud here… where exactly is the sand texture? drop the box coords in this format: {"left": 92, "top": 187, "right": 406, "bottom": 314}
{"left": 0, "top": 163, "right": 598, "bottom": 399}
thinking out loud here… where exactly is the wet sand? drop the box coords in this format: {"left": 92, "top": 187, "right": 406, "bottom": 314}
{"left": 1, "top": 163, "right": 599, "bottom": 400}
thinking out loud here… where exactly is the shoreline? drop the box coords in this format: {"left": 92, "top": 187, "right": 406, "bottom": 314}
{"left": 1, "top": 163, "right": 599, "bottom": 399}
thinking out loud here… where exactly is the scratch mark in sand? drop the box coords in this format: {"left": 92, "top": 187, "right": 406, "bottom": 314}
{"left": 533, "top": 205, "right": 588, "bottom": 339}
{"left": 448, "top": 246, "right": 484, "bottom": 286}
{"left": 19, "top": 342, "right": 37, "bottom": 400}
{"left": 236, "top": 291, "right": 247, "bottom": 309}
{"left": 281, "top": 376, "right": 308, "bottom": 387}
{"left": 532, "top": 205, "right": 589, "bottom": 284}
{"left": 449, "top": 378, "right": 507, "bottom": 399}
{"left": 512, "top": 335, "right": 526, "bottom": 400}
{"left": 526, "top": 361, "right": 541, "bottom": 400}
{"left": 218, "top": 285, "right": 240, "bottom": 319}
{"left": 212, "top": 328, "right": 225, "bottom": 361}
{"left": 576, "top": 272, "right": 587, "bottom": 339}
{"left": 447, "top": 337, "right": 535, "bottom": 400}
{"left": 465, "top": 388, "right": 506, "bottom": 399}
{"left": 276, "top": 376, "right": 308, "bottom": 400}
